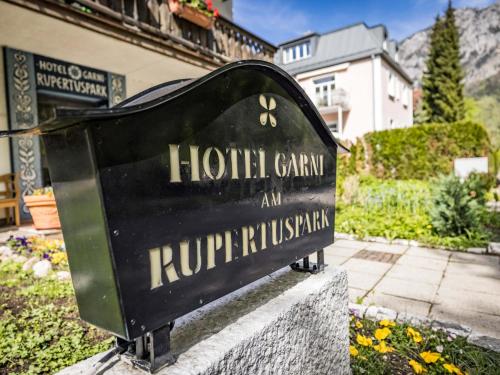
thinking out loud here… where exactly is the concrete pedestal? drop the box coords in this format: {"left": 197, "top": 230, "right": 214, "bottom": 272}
{"left": 59, "top": 267, "right": 350, "bottom": 375}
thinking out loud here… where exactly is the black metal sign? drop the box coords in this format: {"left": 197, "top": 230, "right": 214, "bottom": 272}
{"left": 3, "top": 61, "right": 343, "bottom": 343}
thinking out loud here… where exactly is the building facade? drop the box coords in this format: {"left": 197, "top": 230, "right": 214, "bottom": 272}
{"left": 0, "top": 0, "right": 275, "bottom": 220}
{"left": 276, "top": 23, "right": 413, "bottom": 142}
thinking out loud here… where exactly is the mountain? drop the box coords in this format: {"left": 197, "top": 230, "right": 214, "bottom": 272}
{"left": 398, "top": 2, "right": 500, "bottom": 87}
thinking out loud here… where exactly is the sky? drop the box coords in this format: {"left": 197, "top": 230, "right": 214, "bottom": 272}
{"left": 233, "top": 0, "right": 496, "bottom": 45}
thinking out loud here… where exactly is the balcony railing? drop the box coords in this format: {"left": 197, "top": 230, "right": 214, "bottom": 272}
{"left": 315, "top": 88, "right": 350, "bottom": 111}
{"left": 38, "top": 0, "right": 276, "bottom": 64}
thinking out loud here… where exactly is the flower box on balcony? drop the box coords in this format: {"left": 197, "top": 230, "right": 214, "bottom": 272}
{"left": 168, "top": 0, "right": 214, "bottom": 29}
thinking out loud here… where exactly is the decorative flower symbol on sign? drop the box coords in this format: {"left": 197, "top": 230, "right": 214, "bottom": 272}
{"left": 259, "top": 95, "right": 277, "bottom": 127}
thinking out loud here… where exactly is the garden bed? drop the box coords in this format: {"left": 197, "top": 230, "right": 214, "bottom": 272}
{"left": 349, "top": 313, "right": 500, "bottom": 374}
{"left": 0, "top": 238, "right": 113, "bottom": 375}
{"left": 335, "top": 175, "right": 499, "bottom": 250}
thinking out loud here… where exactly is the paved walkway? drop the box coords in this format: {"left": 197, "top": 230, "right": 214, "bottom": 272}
{"left": 320, "top": 239, "right": 500, "bottom": 338}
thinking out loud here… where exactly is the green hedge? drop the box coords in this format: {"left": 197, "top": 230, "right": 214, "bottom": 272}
{"left": 343, "top": 121, "right": 490, "bottom": 180}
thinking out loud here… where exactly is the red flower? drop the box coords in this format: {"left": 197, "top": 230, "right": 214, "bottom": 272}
{"left": 206, "top": 0, "right": 213, "bottom": 10}
{"left": 214, "top": 7, "right": 219, "bottom": 17}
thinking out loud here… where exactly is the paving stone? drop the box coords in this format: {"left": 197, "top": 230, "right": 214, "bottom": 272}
{"left": 365, "top": 242, "right": 408, "bottom": 254}
{"left": 395, "top": 255, "right": 448, "bottom": 272}
{"left": 347, "top": 271, "right": 382, "bottom": 290}
{"left": 434, "top": 287, "right": 500, "bottom": 316}
{"left": 324, "top": 254, "right": 350, "bottom": 266}
{"left": 364, "top": 306, "right": 379, "bottom": 319}
{"left": 396, "top": 312, "right": 432, "bottom": 327}
{"left": 385, "top": 264, "right": 443, "bottom": 285}
{"left": 374, "top": 307, "right": 398, "bottom": 321}
{"left": 348, "top": 303, "right": 367, "bottom": 319}
{"left": 488, "top": 242, "right": 500, "bottom": 255}
{"left": 430, "top": 307, "right": 500, "bottom": 339}
{"left": 449, "top": 252, "right": 499, "bottom": 266}
{"left": 445, "top": 262, "right": 500, "bottom": 280}
{"left": 325, "top": 246, "right": 361, "bottom": 258}
{"left": 439, "top": 274, "right": 500, "bottom": 296}
{"left": 431, "top": 320, "right": 472, "bottom": 337}
{"left": 406, "top": 247, "right": 450, "bottom": 260}
{"left": 374, "top": 277, "right": 438, "bottom": 303}
{"left": 364, "top": 292, "right": 431, "bottom": 317}
{"left": 465, "top": 247, "right": 487, "bottom": 254}
{"left": 342, "top": 258, "right": 393, "bottom": 276}
{"left": 467, "top": 333, "right": 500, "bottom": 353}
{"left": 331, "top": 240, "right": 368, "bottom": 250}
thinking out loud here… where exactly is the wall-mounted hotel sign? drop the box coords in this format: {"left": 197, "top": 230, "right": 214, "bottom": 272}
{"left": 2, "top": 60, "right": 346, "bottom": 372}
{"left": 3, "top": 47, "right": 126, "bottom": 219}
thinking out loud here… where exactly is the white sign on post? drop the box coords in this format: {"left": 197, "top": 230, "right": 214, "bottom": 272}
{"left": 454, "top": 157, "right": 488, "bottom": 179}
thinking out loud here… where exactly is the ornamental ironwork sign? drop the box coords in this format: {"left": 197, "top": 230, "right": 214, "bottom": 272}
{"left": 3, "top": 47, "right": 126, "bottom": 219}
{"left": 2, "top": 60, "right": 346, "bottom": 372}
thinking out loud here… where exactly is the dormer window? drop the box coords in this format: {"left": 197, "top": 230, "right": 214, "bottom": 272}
{"left": 283, "top": 41, "right": 311, "bottom": 64}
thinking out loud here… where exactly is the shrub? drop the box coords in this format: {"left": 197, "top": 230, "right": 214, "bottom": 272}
{"left": 342, "top": 121, "right": 490, "bottom": 180}
{"left": 463, "top": 172, "right": 496, "bottom": 205}
{"left": 429, "top": 175, "right": 484, "bottom": 237}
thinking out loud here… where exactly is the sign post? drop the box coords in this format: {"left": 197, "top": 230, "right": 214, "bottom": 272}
{"left": 2, "top": 60, "right": 346, "bottom": 372}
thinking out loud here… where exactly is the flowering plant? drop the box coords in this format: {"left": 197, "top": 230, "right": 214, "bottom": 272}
{"left": 6, "top": 235, "right": 67, "bottom": 267}
{"left": 349, "top": 316, "right": 477, "bottom": 374}
{"left": 178, "top": 0, "right": 220, "bottom": 17}
{"left": 28, "top": 186, "right": 54, "bottom": 197}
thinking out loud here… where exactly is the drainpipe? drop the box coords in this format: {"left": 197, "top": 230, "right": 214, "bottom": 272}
{"left": 371, "top": 54, "right": 383, "bottom": 132}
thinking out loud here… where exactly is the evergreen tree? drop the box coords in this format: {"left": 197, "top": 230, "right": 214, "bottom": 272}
{"left": 422, "top": 0, "right": 465, "bottom": 123}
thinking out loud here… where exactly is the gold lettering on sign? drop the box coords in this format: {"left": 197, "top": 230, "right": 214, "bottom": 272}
{"left": 167, "top": 144, "right": 325, "bottom": 183}
{"left": 148, "top": 208, "right": 332, "bottom": 289}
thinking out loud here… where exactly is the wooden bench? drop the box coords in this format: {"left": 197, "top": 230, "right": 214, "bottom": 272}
{"left": 0, "top": 173, "right": 20, "bottom": 227}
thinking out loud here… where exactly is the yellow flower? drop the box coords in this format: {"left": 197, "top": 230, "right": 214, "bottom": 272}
{"left": 373, "top": 340, "right": 394, "bottom": 353}
{"left": 51, "top": 251, "right": 68, "bottom": 265}
{"left": 349, "top": 345, "right": 359, "bottom": 357}
{"left": 420, "top": 351, "right": 441, "bottom": 364}
{"left": 379, "top": 319, "right": 396, "bottom": 327}
{"left": 355, "top": 320, "right": 363, "bottom": 329}
{"left": 409, "top": 359, "right": 426, "bottom": 374}
{"left": 443, "top": 363, "right": 464, "bottom": 375}
{"left": 407, "top": 327, "right": 423, "bottom": 343}
{"left": 375, "top": 327, "right": 391, "bottom": 340}
{"left": 356, "top": 334, "right": 372, "bottom": 347}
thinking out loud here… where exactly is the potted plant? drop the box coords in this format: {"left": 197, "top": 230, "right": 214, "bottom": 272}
{"left": 24, "top": 187, "right": 61, "bottom": 230}
{"left": 168, "top": 0, "right": 219, "bottom": 29}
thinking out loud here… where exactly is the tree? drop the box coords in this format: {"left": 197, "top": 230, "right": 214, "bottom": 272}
{"left": 422, "top": 1, "right": 465, "bottom": 123}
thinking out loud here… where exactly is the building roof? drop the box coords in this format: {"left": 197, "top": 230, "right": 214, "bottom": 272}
{"left": 276, "top": 22, "right": 412, "bottom": 83}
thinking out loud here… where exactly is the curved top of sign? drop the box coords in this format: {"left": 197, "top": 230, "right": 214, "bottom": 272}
{"left": 1, "top": 60, "right": 348, "bottom": 152}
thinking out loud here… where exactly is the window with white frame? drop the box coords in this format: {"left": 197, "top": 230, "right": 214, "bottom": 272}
{"left": 313, "top": 76, "right": 336, "bottom": 107}
{"left": 282, "top": 41, "right": 311, "bottom": 64}
{"left": 402, "top": 85, "right": 409, "bottom": 107}
{"left": 388, "top": 72, "right": 396, "bottom": 99}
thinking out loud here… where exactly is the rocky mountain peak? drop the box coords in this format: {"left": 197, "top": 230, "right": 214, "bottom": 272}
{"left": 398, "top": 2, "right": 500, "bottom": 87}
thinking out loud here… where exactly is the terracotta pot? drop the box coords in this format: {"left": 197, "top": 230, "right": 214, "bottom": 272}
{"left": 167, "top": 0, "right": 214, "bottom": 29}
{"left": 24, "top": 194, "right": 61, "bottom": 230}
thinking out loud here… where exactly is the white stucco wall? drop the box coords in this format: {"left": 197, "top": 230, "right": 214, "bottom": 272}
{"left": 294, "top": 56, "right": 413, "bottom": 142}
{"left": 297, "top": 59, "right": 375, "bottom": 142}
{"left": 0, "top": 1, "right": 212, "bottom": 177}
{"left": 381, "top": 59, "right": 413, "bottom": 130}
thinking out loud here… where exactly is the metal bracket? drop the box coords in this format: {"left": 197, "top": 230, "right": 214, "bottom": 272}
{"left": 290, "top": 249, "right": 325, "bottom": 274}
{"left": 117, "top": 322, "right": 176, "bottom": 373}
